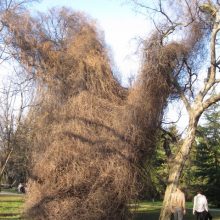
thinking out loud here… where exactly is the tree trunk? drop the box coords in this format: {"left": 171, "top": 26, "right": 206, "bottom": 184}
{"left": 0, "top": 149, "right": 13, "bottom": 192}
{"left": 159, "top": 117, "right": 198, "bottom": 220}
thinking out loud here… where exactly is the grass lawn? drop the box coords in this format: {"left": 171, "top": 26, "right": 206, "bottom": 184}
{"left": 0, "top": 194, "right": 24, "bottom": 220}
{"left": 133, "top": 201, "right": 220, "bottom": 220}
{"left": 1, "top": 195, "right": 220, "bottom": 220}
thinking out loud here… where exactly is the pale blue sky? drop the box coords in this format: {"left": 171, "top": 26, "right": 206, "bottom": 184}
{"left": 34, "top": 0, "right": 151, "bottom": 85}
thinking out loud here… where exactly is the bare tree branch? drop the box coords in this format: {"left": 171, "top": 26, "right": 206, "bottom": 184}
{"left": 203, "top": 93, "right": 220, "bottom": 109}
{"left": 196, "top": 16, "right": 220, "bottom": 102}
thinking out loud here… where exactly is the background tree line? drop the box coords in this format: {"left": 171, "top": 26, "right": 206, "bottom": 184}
{"left": 143, "top": 104, "right": 220, "bottom": 208}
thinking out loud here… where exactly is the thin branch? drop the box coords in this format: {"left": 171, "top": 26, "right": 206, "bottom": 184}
{"left": 196, "top": 21, "right": 220, "bottom": 102}
{"left": 184, "top": 0, "right": 194, "bottom": 20}
{"left": 170, "top": 73, "right": 192, "bottom": 112}
{"left": 0, "top": 148, "right": 13, "bottom": 179}
{"left": 182, "top": 59, "right": 197, "bottom": 97}
{"left": 16, "top": 86, "right": 24, "bottom": 125}
{"left": 162, "top": 108, "right": 182, "bottom": 125}
{"left": 158, "top": 0, "right": 174, "bottom": 25}
{"left": 132, "top": 0, "right": 174, "bottom": 25}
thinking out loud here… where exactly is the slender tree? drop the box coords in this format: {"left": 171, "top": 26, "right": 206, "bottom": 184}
{"left": 0, "top": 0, "right": 37, "bottom": 191}
{"left": 130, "top": 0, "right": 220, "bottom": 219}
{"left": 0, "top": 74, "right": 34, "bottom": 190}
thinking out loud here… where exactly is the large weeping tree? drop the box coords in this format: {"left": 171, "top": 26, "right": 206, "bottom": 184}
{"left": 1, "top": 7, "right": 183, "bottom": 220}
{"left": 130, "top": 0, "right": 220, "bottom": 219}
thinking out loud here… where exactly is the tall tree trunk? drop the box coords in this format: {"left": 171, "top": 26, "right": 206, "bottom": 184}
{"left": 0, "top": 149, "right": 13, "bottom": 192}
{"left": 159, "top": 117, "right": 198, "bottom": 220}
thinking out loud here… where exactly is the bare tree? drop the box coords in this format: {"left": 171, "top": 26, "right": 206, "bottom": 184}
{"left": 130, "top": 0, "right": 220, "bottom": 219}
{"left": 0, "top": 0, "right": 38, "bottom": 191}
{"left": 0, "top": 72, "right": 34, "bottom": 190}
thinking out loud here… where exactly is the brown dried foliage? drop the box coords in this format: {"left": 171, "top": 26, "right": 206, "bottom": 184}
{"left": 3, "top": 7, "right": 197, "bottom": 220}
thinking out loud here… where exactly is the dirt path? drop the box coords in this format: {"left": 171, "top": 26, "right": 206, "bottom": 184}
{"left": 0, "top": 191, "right": 21, "bottom": 196}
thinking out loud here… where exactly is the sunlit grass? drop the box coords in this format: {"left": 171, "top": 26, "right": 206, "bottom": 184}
{"left": 1, "top": 195, "right": 219, "bottom": 220}
{"left": 0, "top": 194, "right": 24, "bottom": 220}
{"left": 132, "top": 201, "right": 220, "bottom": 220}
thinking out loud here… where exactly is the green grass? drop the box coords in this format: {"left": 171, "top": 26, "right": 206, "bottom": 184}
{"left": 132, "top": 201, "right": 220, "bottom": 220}
{"left": 1, "top": 195, "right": 220, "bottom": 220}
{"left": 0, "top": 194, "right": 24, "bottom": 220}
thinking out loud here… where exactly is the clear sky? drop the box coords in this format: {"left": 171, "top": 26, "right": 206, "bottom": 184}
{"left": 34, "top": 0, "right": 151, "bottom": 85}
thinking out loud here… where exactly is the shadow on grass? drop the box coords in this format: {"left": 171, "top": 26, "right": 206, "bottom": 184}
{"left": 133, "top": 209, "right": 159, "bottom": 220}
{"left": 0, "top": 213, "right": 21, "bottom": 220}
{"left": 0, "top": 218, "right": 21, "bottom": 219}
